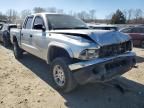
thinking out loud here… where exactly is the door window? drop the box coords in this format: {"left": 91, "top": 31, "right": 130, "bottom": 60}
{"left": 33, "top": 16, "right": 45, "bottom": 29}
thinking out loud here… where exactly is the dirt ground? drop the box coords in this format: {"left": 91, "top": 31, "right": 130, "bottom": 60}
{"left": 0, "top": 44, "right": 144, "bottom": 108}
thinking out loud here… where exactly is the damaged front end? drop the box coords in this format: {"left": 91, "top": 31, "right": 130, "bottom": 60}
{"left": 52, "top": 30, "right": 136, "bottom": 84}
{"left": 69, "top": 39, "right": 135, "bottom": 84}
{"left": 69, "top": 52, "right": 136, "bottom": 84}
{"left": 68, "top": 31, "right": 136, "bottom": 84}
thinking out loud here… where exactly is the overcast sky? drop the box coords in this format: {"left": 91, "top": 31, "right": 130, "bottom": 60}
{"left": 0, "top": 0, "right": 144, "bottom": 19}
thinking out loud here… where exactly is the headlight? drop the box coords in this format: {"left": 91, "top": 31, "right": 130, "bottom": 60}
{"left": 79, "top": 49, "right": 99, "bottom": 60}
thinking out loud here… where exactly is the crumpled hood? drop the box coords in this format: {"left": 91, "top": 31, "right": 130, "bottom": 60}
{"left": 50, "top": 29, "right": 131, "bottom": 46}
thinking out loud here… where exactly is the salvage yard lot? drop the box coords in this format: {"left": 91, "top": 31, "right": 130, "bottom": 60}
{"left": 0, "top": 44, "right": 144, "bottom": 108}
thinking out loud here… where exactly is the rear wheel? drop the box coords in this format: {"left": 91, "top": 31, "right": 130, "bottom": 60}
{"left": 50, "top": 57, "right": 77, "bottom": 93}
{"left": 3, "top": 37, "right": 10, "bottom": 47}
{"left": 13, "top": 41, "right": 23, "bottom": 59}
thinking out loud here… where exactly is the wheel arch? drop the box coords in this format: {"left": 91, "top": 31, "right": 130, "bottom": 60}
{"left": 12, "top": 35, "right": 17, "bottom": 42}
{"left": 47, "top": 42, "right": 73, "bottom": 64}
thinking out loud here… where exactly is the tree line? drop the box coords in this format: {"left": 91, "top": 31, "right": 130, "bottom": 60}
{"left": 0, "top": 7, "right": 96, "bottom": 24}
{"left": 108, "top": 9, "right": 144, "bottom": 24}
{"left": 0, "top": 7, "right": 143, "bottom": 24}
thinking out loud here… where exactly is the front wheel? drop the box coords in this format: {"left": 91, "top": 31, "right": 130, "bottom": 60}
{"left": 50, "top": 57, "right": 77, "bottom": 93}
{"left": 13, "top": 41, "right": 23, "bottom": 59}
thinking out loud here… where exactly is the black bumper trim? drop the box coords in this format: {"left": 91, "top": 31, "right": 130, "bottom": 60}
{"left": 73, "top": 56, "right": 136, "bottom": 84}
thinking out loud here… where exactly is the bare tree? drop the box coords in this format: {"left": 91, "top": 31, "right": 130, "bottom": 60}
{"left": 21, "top": 9, "right": 31, "bottom": 20}
{"left": 33, "top": 7, "right": 46, "bottom": 13}
{"left": 47, "top": 7, "right": 57, "bottom": 13}
{"left": 122, "top": 10, "right": 128, "bottom": 20}
{"left": 134, "top": 9, "right": 143, "bottom": 23}
{"left": 57, "top": 9, "right": 64, "bottom": 14}
{"left": 105, "top": 13, "right": 113, "bottom": 20}
{"left": 6, "top": 9, "right": 18, "bottom": 23}
{"left": 105, "top": 13, "right": 113, "bottom": 24}
{"left": 89, "top": 10, "right": 96, "bottom": 21}
{"left": 0, "top": 12, "right": 7, "bottom": 22}
{"left": 46, "top": 7, "right": 64, "bottom": 14}
{"left": 127, "top": 9, "right": 134, "bottom": 23}
{"left": 76, "top": 11, "right": 90, "bottom": 21}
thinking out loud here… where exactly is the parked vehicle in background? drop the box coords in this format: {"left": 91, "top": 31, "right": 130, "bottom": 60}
{"left": 10, "top": 13, "right": 136, "bottom": 93}
{"left": 0, "top": 23, "right": 17, "bottom": 47}
{"left": 120, "top": 26, "right": 144, "bottom": 48}
{"left": 88, "top": 24, "right": 118, "bottom": 31}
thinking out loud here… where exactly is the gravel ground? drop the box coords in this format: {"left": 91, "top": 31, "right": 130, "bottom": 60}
{"left": 0, "top": 44, "right": 144, "bottom": 108}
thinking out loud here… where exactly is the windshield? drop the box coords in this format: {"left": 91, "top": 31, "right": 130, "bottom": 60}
{"left": 46, "top": 14, "right": 89, "bottom": 30}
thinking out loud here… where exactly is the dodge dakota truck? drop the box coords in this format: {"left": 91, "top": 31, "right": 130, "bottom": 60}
{"left": 10, "top": 13, "right": 136, "bottom": 93}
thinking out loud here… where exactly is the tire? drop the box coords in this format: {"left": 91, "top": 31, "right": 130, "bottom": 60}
{"left": 141, "top": 41, "right": 144, "bottom": 48}
{"left": 50, "top": 57, "right": 77, "bottom": 93}
{"left": 3, "top": 31, "right": 10, "bottom": 47}
{"left": 13, "top": 41, "right": 23, "bottom": 59}
{"left": 3, "top": 37, "right": 9, "bottom": 47}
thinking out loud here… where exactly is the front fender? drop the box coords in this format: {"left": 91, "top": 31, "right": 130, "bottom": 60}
{"left": 47, "top": 41, "right": 74, "bottom": 63}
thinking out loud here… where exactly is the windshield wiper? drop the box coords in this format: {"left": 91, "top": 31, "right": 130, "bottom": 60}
{"left": 72, "top": 27, "right": 89, "bottom": 29}
{"left": 52, "top": 27, "right": 73, "bottom": 30}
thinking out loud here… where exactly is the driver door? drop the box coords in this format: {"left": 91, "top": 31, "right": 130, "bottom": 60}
{"left": 30, "top": 16, "right": 47, "bottom": 59}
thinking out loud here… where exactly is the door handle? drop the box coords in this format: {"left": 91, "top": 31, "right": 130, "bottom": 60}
{"left": 30, "top": 35, "right": 33, "bottom": 37}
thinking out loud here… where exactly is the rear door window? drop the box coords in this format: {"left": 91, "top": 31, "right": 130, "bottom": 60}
{"left": 23, "top": 16, "right": 33, "bottom": 29}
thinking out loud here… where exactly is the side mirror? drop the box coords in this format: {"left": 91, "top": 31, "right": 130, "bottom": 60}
{"left": 33, "top": 24, "right": 46, "bottom": 31}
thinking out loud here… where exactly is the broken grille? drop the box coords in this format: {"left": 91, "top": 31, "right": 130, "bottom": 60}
{"left": 99, "top": 41, "right": 132, "bottom": 58}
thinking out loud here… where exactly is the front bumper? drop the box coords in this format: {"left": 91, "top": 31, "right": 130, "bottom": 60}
{"left": 69, "top": 52, "right": 136, "bottom": 84}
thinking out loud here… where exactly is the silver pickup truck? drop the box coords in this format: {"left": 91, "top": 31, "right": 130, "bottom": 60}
{"left": 10, "top": 13, "right": 136, "bottom": 93}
